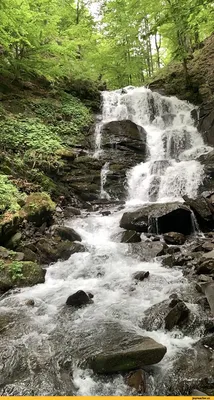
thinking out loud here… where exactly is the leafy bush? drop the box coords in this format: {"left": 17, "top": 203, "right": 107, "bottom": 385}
{"left": 0, "top": 175, "right": 25, "bottom": 213}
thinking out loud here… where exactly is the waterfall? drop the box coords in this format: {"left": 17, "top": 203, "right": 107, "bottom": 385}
{"left": 100, "top": 162, "right": 110, "bottom": 199}
{"left": 95, "top": 86, "right": 210, "bottom": 204}
{"left": 0, "top": 86, "right": 211, "bottom": 396}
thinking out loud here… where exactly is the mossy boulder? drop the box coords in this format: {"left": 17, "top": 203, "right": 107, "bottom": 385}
{"left": 35, "top": 238, "right": 85, "bottom": 264}
{"left": 22, "top": 192, "right": 56, "bottom": 226}
{"left": 0, "top": 260, "right": 46, "bottom": 292}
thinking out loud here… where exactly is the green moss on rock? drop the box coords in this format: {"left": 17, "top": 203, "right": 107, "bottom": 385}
{"left": 0, "top": 260, "right": 45, "bottom": 292}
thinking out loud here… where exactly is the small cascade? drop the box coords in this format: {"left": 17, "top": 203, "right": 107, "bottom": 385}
{"left": 100, "top": 162, "right": 110, "bottom": 199}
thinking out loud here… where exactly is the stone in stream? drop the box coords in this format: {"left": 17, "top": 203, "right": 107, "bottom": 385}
{"left": 163, "top": 232, "right": 186, "bottom": 245}
{"left": 126, "top": 369, "right": 146, "bottom": 393}
{"left": 121, "top": 230, "right": 141, "bottom": 243}
{"left": 133, "top": 271, "right": 150, "bottom": 281}
{"left": 164, "top": 301, "right": 190, "bottom": 330}
{"left": 120, "top": 202, "right": 192, "bottom": 235}
{"left": 88, "top": 336, "right": 167, "bottom": 373}
{"left": 128, "top": 241, "right": 166, "bottom": 261}
{"left": 54, "top": 226, "right": 82, "bottom": 242}
{"left": 66, "top": 290, "right": 93, "bottom": 307}
{"left": 101, "top": 211, "right": 111, "bottom": 216}
{"left": 196, "top": 250, "right": 214, "bottom": 274}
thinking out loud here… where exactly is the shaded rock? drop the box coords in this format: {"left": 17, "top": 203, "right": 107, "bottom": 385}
{"left": 183, "top": 194, "right": 214, "bottom": 232}
{"left": 199, "top": 334, "right": 214, "bottom": 350}
{"left": 128, "top": 242, "right": 166, "bottom": 261}
{"left": 120, "top": 202, "right": 192, "bottom": 235}
{"left": 164, "top": 232, "right": 186, "bottom": 245}
{"left": 196, "top": 259, "right": 214, "bottom": 275}
{"left": 121, "top": 230, "right": 141, "bottom": 243}
{"left": 21, "top": 247, "right": 38, "bottom": 262}
{"left": 126, "top": 369, "right": 146, "bottom": 393}
{"left": 0, "top": 261, "right": 46, "bottom": 292}
{"left": 5, "top": 232, "right": 22, "bottom": 250}
{"left": 165, "top": 301, "right": 190, "bottom": 330}
{"left": 36, "top": 239, "right": 85, "bottom": 264}
{"left": 64, "top": 206, "right": 81, "bottom": 218}
{"left": 133, "top": 271, "right": 149, "bottom": 281}
{"left": 101, "top": 120, "right": 147, "bottom": 155}
{"left": 88, "top": 336, "right": 167, "bottom": 373}
{"left": 66, "top": 290, "right": 92, "bottom": 307}
{"left": 55, "top": 226, "right": 82, "bottom": 242}
{"left": 101, "top": 211, "right": 111, "bottom": 216}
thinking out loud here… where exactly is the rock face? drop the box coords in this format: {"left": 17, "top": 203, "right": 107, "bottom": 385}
{"left": 164, "top": 232, "right": 186, "bottom": 245}
{"left": 120, "top": 202, "right": 192, "bottom": 235}
{"left": 183, "top": 194, "right": 214, "bottom": 232}
{"left": 89, "top": 336, "right": 167, "bottom": 373}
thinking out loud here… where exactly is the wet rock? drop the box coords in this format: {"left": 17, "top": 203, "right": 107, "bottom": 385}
{"left": 121, "top": 230, "right": 141, "bottom": 243}
{"left": 126, "top": 369, "right": 146, "bottom": 393}
{"left": 101, "top": 211, "right": 111, "bottom": 216}
{"left": 204, "top": 282, "right": 214, "bottom": 316}
{"left": 36, "top": 239, "right": 85, "bottom": 264}
{"left": 128, "top": 242, "right": 166, "bottom": 261}
{"left": 133, "top": 271, "right": 150, "bottom": 281}
{"left": 88, "top": 336, "right": 167, "bottom": 373}
{"left": 199, "top": 334, "right": 214, "bottom": 350}
{"left": 0, "top": 261, "right": 46, "bottom": 292}
{"left": 164, "top": 232, "right": 186, "bottom": 245}
{"left": 164, "top": 301, "right": 190, "bottom": 330}
{"left": 66, "top": 290, "right": 92, "bottom": 307}
{"left": 196, "top": 251, "right": 214, "bottom": 274}
{"left": 183, "top": 194, "right": 214, "bottom": 232}
{"left": 25, "top": 299, "right": 35, "bottom": 307}
{"left": 54, "top": 226, "right": 82, "bottom": 242}
{"left": 120, "top": 202, "right": 192, "bottom": 235}
{"left": 20, "top": 247, "right": 38, "bottom": 262}
{"left": 101, "top": 120, "right": 147, "bottom": 155}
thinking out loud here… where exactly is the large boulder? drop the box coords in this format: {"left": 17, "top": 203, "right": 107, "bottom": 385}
{"left": 120, "top": 202, "right": 192, "bottom": 235}
{"left": 101, "top": 120, "right": 147, "bottom": 155}
{"left": 88, "top": 336, "right": 167, "bottom": 373}
{"left": 183, "top": 194, "right": 214, "bottom": 231}
{"left": 0, "top": 261, "right": 45, "bottom": 293}
{"left": 35, "top": 238, "right": 85, "bottom": 264}
{"left": 22, "top": 192, "right": 56, "bottom": 227}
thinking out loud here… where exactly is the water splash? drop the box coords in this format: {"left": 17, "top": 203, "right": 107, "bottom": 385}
{"left": 100, "top": 162, "right": 110, "bottom": 199}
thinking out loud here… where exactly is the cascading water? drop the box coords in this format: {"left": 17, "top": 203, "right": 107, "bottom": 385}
{"left": 100, "top": 162, "right": 110, "bottom": 199}
{"left": 96, "top": 86, "right": 210, "bottom": 204}
{"left": 0, "top": 87, "right": 211, "bottom": 396}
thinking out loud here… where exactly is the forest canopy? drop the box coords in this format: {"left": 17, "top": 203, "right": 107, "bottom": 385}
{"left": 0, "top": 0, "right": 213, "bottom": 88}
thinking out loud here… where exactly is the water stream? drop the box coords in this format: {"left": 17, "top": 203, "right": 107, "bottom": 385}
{"left": 0, "top": 87, "right": 211, "bottom": 395}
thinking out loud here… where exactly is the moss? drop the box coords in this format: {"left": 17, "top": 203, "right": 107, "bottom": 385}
{"left": 0, "top": 260, "right": 45, "bottom": 292}
{"left": 22, "top": 192, "right": 56, "bottom": 226}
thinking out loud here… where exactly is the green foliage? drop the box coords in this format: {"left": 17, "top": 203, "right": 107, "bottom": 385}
{"left": 9, "top": 261, "right": 24, "bottom": 281}
{"left": 0, "top": 118, "right": 62, "bottom": 154}
{"left": 0, "top": 174, "right": 25, "bottom": 213}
